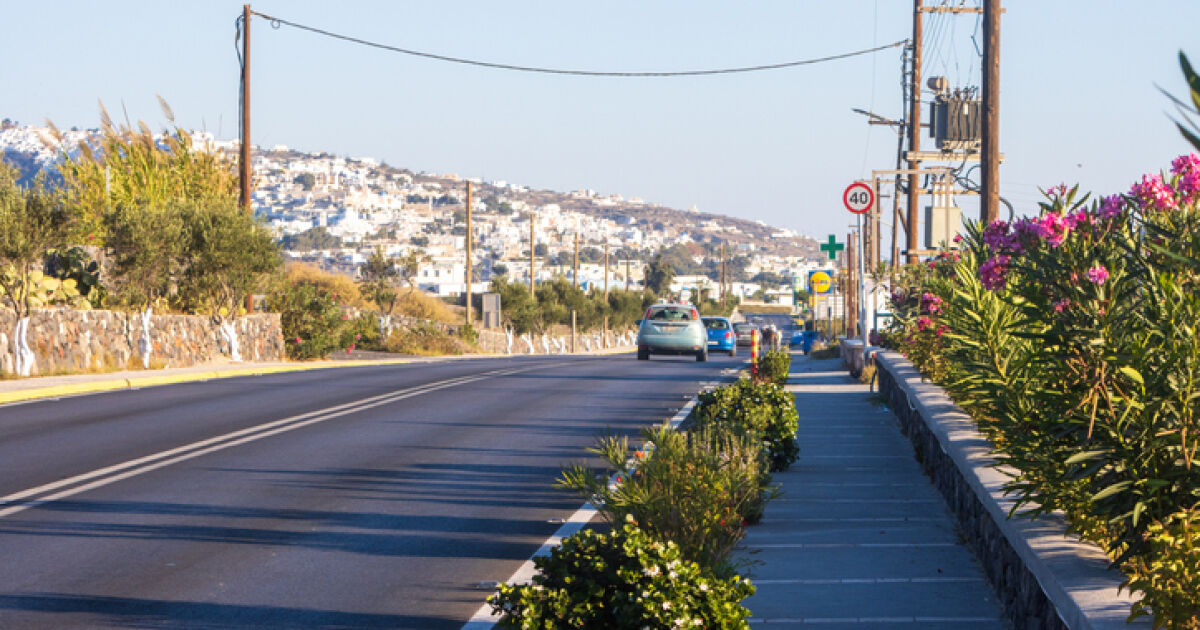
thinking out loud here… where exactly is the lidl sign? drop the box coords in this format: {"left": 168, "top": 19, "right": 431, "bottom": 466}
{"left": 808, "top": 270, "right": 833, "bottom": 295}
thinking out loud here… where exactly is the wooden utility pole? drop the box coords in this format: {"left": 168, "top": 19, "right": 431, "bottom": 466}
{"left": 240, "top": 4, "right": 253, "bottom": 313}
{"left": 981, "top": 0, "right": 1001, "bottom": 224}
{"left": 572, "top": 233, "right": 580, "bottom": 290}
{"left": 603, "top": 242, "right": 609, "bottom": 298}
{"left": 529, "top": 213, "right": 536, "bottom": 299}
{"left": 464, "top": 181, "right": 472, "bottom": 326}
{"left": 720, "top": 245, "right": 726, "bottom": 305}
{"left": 906, "top": 0, "right": 924, "bottom": 264}
{"left": 240, "top": 4, "right": 252, "bottom": 214}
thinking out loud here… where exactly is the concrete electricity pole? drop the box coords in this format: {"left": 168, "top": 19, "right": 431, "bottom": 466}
{"left": 464, "top": 181, "right": 472, "bottom": 326}
{"left": 905, "top": 0, "right": 924, "bottom": 265}
{"left": 981, "top": 0, "right": 1002, "bottom": 225}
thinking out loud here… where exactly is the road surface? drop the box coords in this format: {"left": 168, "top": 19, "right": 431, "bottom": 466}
{"left": 0, "top": 352, "right": 740, "bottom": 629}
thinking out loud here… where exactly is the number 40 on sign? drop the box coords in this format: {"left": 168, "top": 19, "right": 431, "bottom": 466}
{"left": 843, "top": 181, "right": 874, "bottom": 215}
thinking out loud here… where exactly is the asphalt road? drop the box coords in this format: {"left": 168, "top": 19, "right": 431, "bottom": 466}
{"left": 0, "top": 352, "right": 742, "bottom": 629}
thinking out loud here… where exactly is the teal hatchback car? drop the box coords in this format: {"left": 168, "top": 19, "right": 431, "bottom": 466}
{"left": 636, "top": 303, "right": 708, "bottom": 362}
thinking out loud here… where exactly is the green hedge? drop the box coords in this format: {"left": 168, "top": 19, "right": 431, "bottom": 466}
{"left": 695, "top": 379, "right": 799, "bottom": 472}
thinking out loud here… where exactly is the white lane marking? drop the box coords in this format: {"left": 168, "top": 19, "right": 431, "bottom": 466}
{"left": 461, "top": 396, "right": 700, "bottom": 630}
{"left": 0, "top": 364, "right": 553, "bottom": 520}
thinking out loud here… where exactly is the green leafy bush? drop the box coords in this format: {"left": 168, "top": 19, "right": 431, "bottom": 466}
{"left": 489, "top": 517, "right": 755, "bottom": 629}
{"left": 559, "top": 423, "right": 774, "bottom": 572}
{"left": 268, "top": 281, "right": 346, "bottom": 360}
{"left": 340, "top": 312, "right": 381, "bottom": 351}
{"left": 695, "top": 379, "right": 800, "bottom": 472}
{"left": 757, "top": 349, "right": 791, "bottom": 386}
{"left": 887, "top": 157, "right": 1200, "bottom": 627}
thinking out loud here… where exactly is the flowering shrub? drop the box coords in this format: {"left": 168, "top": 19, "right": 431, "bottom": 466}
{"left": 267, "top": 281, "right": 347, "bottom": 360}
{"left": 559, "top": 423, "right": 774, "bottom": 571}
{"left": 889, "top": 156, "right": 1200, "bottom": 628}
{"left": 695, "top": 379, "right": 800, "bottom": 472}
{"left": 489, "top": 516, "right": 754, "bottom": 629}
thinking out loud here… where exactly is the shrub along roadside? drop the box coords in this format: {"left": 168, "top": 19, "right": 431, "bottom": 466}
{"left": 887, "top": 160, "right": 1200, "bottom": 628}
{"left": 489, "top": 516, "right": 754, "bottom": 629}
{"left": 559, "top": 422, "right": 775, "bottom": 573}
{"left": 757, "top": 349, "right": 791, "bottom": 386}
{"left": 695, "top": 379, "right": 800, "bottom": 473}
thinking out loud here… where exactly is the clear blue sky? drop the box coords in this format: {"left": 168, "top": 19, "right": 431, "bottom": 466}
{"left": 5, "top": 1, "right": 1200, "bottom": 243}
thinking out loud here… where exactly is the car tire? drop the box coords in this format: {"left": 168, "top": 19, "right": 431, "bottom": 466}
{"left": 729, "top": 346, "right": 737, "bottom": 357}
{"left": 637, "top": 346, "right": 649, "bottom": 361}
{"left": 696, "top": 349, "right": 708, "bottom": 362}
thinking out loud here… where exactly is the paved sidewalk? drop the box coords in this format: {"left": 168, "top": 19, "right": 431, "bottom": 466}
{"left": 738, "top": 355, "right": 1007, "bottom": 628}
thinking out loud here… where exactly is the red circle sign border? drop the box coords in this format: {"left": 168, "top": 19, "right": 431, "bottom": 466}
{"left": 843, "top": 182, "right": 874, "bottom": 214}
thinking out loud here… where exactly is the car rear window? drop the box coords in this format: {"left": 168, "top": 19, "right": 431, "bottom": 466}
{"left": 734, "top": 323, "right": 754, "bottom": 332}
{"left": 648, "top": 306, "right": 697, "bottom": 321}
{"left": 704, "top": 319, "right": 730, "bottom": 330}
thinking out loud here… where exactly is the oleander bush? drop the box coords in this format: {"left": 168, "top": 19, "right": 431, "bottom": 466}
{"left": 559, "top": 423, "right": 774, "bottom": 572}
{"left": 757, "top": 349, "right": 791, "bottom": 386}
{"left": 695, "top": 379, "right": 800, "bottom": 472}
{"left": 268, "top": 280, "right": 347, "bottom": 360}
{"left": 489, "top": 517, "right": 755, "bottom": 629}
{"left": 887, "top": 156, "right": 1200, "bottom": 628}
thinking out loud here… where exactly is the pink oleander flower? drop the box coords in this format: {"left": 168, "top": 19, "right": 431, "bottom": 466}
{"left": 1131, "top": 173, "right": 1177, "bottom": 211}
{"left": 1099, "top": 194, "right": 1124, "bottom": 220}
{"left": 952, "top": 234, "right": 963, "bottom": 243}
{"left": 1048, "top": 183, "right": 1069, "bottom": 197}
{"left": 1053, "top": 298, "right": 1071, "bottom": 313}
{"left": 1171, "top": 153, "right": 1200, "bottom": 177}
{"left": 1036, "top": 212, "right": 1071, "bottom": 248}
{"left": 294, "top": 336, "right": 302, "bottom": 344}
{"left": 1065, "top": 209, "right": 1092, "bottom": 231}
{"left": 983, "top": 220, "right": 1013, "bottom": 251}
{"left": 936, "top": 324, "right": 948, "bottom": 337}
{"left": 1086, "top": 265, "right": 1110, "bottom": 285}
{"left": 916, "top": 316, "right": 933, "bottom": 332}
{"left": 980, "top": 255, "right": 1011, "bottom": 291}
{"left": 347, "top": 343, "right": 356, "bottom": 352}
{"left": 920, "top": 292, "right": 943, "bottom": 314}
{"left": 355, "top": 333, "right": 362, "bottom": 341}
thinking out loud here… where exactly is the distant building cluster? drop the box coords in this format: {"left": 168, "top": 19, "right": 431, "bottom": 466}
{"left": 1, "top": 121, "right": 830, "bottom": 303}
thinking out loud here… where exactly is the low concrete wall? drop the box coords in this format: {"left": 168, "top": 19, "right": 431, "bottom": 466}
{"left": 0, "top": 307, "right": 284, "bottom": 376}
{"left": 874, "top": 351, "right": 1148, "bottom": 630}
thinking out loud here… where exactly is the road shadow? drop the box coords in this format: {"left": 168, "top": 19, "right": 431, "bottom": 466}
{"left": 0, "top": 593, "right": 460, "bottom": 629}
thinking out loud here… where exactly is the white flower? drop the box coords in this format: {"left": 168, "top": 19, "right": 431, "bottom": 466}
{"left": 644, "top": 566, "right": 661, "bottom": 577}
{"left": 662, "top": 601, "right": 671, "bottom": 610}
{"left": 699, "top": 583, "right": 709, "bottom": 592}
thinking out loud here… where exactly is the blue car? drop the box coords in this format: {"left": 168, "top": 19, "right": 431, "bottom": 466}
{"left": 702, "top": 316, "right": 737, "bottom": 356}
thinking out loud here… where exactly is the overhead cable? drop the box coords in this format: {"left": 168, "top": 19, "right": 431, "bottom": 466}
{"left": 249, "top": 10, "right": 907, "bottom": 78}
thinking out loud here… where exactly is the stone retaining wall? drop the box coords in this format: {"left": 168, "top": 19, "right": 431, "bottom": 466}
{"left": 0, "top": 308, "right": 284, "bottom": 376}
{"left": 874, "top": 351, "right": 1147, "bottom": 630}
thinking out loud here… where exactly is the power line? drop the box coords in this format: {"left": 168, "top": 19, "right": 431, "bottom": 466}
{"left": 249, "top": 10, "right": 907, "bottom": 78}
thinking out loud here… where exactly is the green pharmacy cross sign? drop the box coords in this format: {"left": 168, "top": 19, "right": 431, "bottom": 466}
{"left": 820, "top": 235, "right": 845, "bottom": 261}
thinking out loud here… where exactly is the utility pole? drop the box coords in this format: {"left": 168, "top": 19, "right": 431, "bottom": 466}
{"left": 625, "top": 258, "right": 632, "bottom": 291}
{"left": 464, "top": 181, "right": 472, "bottom": 326}
{"left": 240, "top": 4, "right": 252, "bottom": 215}
{"left": 603, "top": 242, "right": 609, "bottom": 298}
{"left": 905, "top": 0, "right": 924, "bottom": 265}
{"left": 981, "top": 0, "right": 1002, "bottom": 225}
{"left": 529, "top": 213, "right": 536, "bottom": 299}
{"left": 720, "top": 244, "right": 726, "bottom": 305}
{"left": 573, "top": 233, "right": 579, "bottom": 290}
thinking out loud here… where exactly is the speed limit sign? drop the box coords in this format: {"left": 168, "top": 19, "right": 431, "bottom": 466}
{"left": 843, "top": 181, "right": 874, "bottom": 214}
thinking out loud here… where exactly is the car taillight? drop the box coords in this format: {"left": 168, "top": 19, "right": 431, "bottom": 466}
{"left": 691, "top": 308, "right": 699, "bottom": 320}
{"left": 725, "top": 331, "right": 733, "bottom": 339}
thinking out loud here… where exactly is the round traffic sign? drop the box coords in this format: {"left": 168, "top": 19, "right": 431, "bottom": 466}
{"left": 843, "top": 181, "right": 874, "bottom": 214}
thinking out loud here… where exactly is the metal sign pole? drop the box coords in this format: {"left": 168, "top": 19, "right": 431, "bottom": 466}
{"left": 857, "top": 212, "right": 868, "bottom": 348}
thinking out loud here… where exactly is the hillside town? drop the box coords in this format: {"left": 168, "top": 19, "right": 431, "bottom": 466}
{"left": 1, "top": 120, "right": 835, "bottom": 305}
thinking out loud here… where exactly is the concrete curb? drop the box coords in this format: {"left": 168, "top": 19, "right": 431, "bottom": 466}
{"left": 0, "top": 347, "right": 635, "bottom": 406}
{"left": 874, "top": 351, "right": 1148, "bottom": 630}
